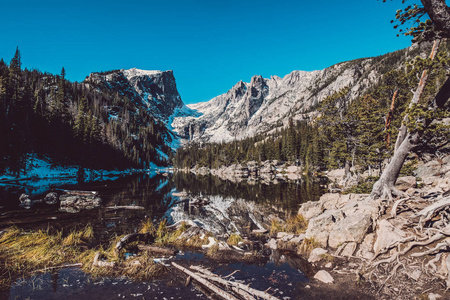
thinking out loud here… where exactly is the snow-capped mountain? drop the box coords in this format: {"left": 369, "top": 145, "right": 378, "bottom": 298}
{"left": 171, "top": 43, "right": 429, "bottom": 143}
{"left": 83, "top": 43, "right": 430, "bottom": 148}
{"left": 85, "top": 68, "right": 185, "bottom": 121}
{"left": 170, "top": 62, "right": 378, "bottom": 142}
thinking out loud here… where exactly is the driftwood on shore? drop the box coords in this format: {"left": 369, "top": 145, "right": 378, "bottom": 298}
{"left": 57, "top": 189, "right": 98, "bottom": 196}
{"left": 172, "top": 262, "right": 241, "bottom": 300}
{"left": 172, "top": 262, "right": 280, "bottom": 300}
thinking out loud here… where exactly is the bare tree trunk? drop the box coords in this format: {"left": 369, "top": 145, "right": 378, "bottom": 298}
{"left": 371, "top": 74, "right": 450, "bottom": 199}
{"left": 371, "top": 39, "right": 444, "bottom": 200}
{"left": 394, "top": 40, "right": 440, "bottom": 151}
{"left": 371, "top": 132, "right": 419, "bottom": 199}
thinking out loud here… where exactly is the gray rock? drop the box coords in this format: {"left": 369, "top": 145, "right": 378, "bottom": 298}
{"left": 298, "top": 201, "right": 323, "bottom": 220}
{"left": 356, "top": 233, "right": 375, "bottom": 259}
{"left": 289, "top": 234, "right": 305, "bottom": 244}
{"left": 340, "top": 242, "right": 357, "bottom": 257}
{"left": 44, "top": 192, "right": 59, "bottom": 204}
{"left": 395, "top": 176, "right": 416, "bottom": 191}
{"left": 328, "top": 213, "right": 372, "bottom": 249}
{"left": 305, "top": 209, "right": 345, "bottom": 248}
{"left": 373, "top": 220, "right": 406, "bottom": 254}
{"left": 308, "top": 248, "right": 328, "bottom": 263}
{"left": 314, "top": 270, "right": 334, "bottom": 283}
{"left": 415, "top": 160, "right": 442, "bottom": 179}
{"left": 277, "top": 232, "right": 288, "bottom": 239}
{"left": 407, "top": 268, "right": 422, "bottom": 281}
{"left": 428, "top": 293, "right": 442, "bottom": 300}
{"left": 266, "top": 238, "right": 277, "bottom": 250}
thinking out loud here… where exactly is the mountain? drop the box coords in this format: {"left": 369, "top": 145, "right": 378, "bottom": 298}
{"left": 85, "top": 68, "right": 184, "bottom": 121}
{"left": 171, "top": 43, "right": 432, "bottom": 143}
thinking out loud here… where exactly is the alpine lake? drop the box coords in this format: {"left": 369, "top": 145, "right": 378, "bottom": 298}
{"left": 0, "top": 171, "right": 326, "bottom": 300}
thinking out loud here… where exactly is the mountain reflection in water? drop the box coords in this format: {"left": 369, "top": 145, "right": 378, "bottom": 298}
{"left": 0, "top": 171, "right": 325, "bottom": 238}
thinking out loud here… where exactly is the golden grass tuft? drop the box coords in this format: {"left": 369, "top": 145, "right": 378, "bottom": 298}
{"left": 206, "top": 243, "right": 219, "bottom": 257}
{"left": 270, "top": 214, "right": 308, "bottom": 235}
{"left": 226, "top": 233, "right": 243, "bottom": 246}
{"left": 139, "top": 218, "right": 155, "bottom": 235}
{"left": 297, "top": 237, "right": 319, "bottom": 256}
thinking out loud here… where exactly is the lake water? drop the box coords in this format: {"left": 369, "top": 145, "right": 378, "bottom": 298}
{"left": 0, "top": 171, "right": 326, "bottom": 299}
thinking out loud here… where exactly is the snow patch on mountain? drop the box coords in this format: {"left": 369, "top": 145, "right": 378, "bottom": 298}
{"left": 122, "top": 68, "right": 163, "bottom": 79}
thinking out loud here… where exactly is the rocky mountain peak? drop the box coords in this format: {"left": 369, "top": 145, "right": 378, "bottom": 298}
{"left": 172, "top": 43, "right": 433, "bottom": 144}
{"left": 85, "top": 68, "right": 183, "bottom": 122}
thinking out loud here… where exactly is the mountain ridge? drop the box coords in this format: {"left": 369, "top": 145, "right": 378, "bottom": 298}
{"left": 169, "top": 43, "right": 431, "bottom": 143}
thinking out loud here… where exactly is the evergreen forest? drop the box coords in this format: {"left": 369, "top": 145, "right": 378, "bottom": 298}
{"left": 0, "top": 48, "right": 173, "bottom": 175}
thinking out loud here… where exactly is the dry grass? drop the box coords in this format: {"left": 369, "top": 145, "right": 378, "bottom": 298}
{"left": 227, "top": 233, "right": 243, "bottom": 246}
{"left": 0, "top": 225, "right": 95, "bottom": 290}
{"left": 0, "top": 220, "right": 215, "bottom": 290}
{"left": 298, "top": 237, "right": 319, "bottom": 256}
{"left": 270, "top": 214, "right": 308, "bottom": 235}
{"left": 139, "top": 218, "right": 155, "bottom": 235}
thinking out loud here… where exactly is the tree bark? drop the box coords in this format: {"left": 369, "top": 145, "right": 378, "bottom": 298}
{"left": 371, "top": 132, "right": 419, "bottom": 199}
{"left": 421, "top": 0, "right": 450, "bottom": 38}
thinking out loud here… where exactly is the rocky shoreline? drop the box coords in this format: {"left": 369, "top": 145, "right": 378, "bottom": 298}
{"left": 183, "top": 160, "right": 307, "bottom": 183}
{"left": 289, "top": 154, "right": 450, "bottom": 299}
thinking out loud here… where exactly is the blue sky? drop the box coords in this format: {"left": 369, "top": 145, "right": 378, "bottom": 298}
{"left": 0, "top": 0, "right": 412, "bottom": 104}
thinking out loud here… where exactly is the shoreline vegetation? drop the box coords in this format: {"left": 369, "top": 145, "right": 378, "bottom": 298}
{"left": 0, "top": 214, "right": 299, "bottom": 298}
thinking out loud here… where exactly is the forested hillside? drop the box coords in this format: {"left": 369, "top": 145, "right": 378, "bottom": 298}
{"left": 0, "top": 48, "right": 173, "bottom": 175}
{"left": 174, "top": 40, "right": 450, "bottom": 174}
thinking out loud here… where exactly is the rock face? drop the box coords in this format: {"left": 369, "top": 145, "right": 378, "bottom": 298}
{"left": 171, "top": 43, "right": 432, "bottom": 143}
{"left": 85, "top": 68, "right": 188, "bottom": 122}
{"left": 299, "top": 193, "right": 378, "bottom": 248}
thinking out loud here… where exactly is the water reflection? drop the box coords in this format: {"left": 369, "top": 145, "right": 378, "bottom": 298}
{"left": 173, "top": 171, "right": 326, "bottom": 213}
{"left": 0, "top": 171, "right": 325, "bottom": 239}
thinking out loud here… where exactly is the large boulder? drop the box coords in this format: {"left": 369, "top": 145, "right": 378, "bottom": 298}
{"left": 328, "top": 213, "right": 372, "bottom": 249}
{"left": 305, "top": 209, "right": 345, "bottom": 247}
{"left": 373, "top": 219, "right": 407, "bottom": 254}
{"left": 298, "top": 201, "right": 323, "bottom": 220}
{"left": 415, "top": 160, "right": 442, "bottom": 179}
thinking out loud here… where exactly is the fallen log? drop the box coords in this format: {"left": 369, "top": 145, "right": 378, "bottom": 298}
{"left": 190, "top": 265, "right": 280, "bottom": 300}
{"left": 137, "top": 245, "right": 176, "bottom": 256}
{"left": 115, "top": 233, "right": 150, "bottom": 252}
{"left": 57, "top": 189, "right": 98, "bottom": 196}
{"left": 106, "top": 205, "right": 145, "bottom": 210}
{"left": 190, "top": 267, "right": 256, "bottom": 300}
{"left": 171, "top": 262, "right": 240, "bottom": 300}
